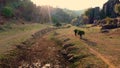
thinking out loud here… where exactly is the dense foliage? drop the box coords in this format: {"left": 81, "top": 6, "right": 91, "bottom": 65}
{"left": 2, "top": 6, "right": 14, "bottom": 17}
{"left": 51, "top": 8, "right": 74, "bottom": 23}
{"left": 0, "top": 0, "right": 80, "bottom": 24}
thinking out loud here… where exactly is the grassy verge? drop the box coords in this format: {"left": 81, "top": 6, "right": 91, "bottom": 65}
{"left": 0, "top": 23, "right": 49, "bottom": 54}
{"left": 48, "top": 26, "right": 108, "bottom": 68}
{"left": 79, "top": 25, "right": 120, "bottom": 67}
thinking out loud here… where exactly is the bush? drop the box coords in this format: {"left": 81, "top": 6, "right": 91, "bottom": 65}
{"left": 2, "top": 6, "right": 14, "bottom": 18}
{"left": 54, "top": 23, "right": 62, "bottom": 27}
{"left": 74, "top": 29, "right": 78, "bottom": 36}
{"left": 74, "top": 29, "right": 85, "bottom": 39}
{"left": 78, "top": 30, "right": 85, "bottom": 39}
{"left": 0, "top": 23, "right": 13, "bottom": 31}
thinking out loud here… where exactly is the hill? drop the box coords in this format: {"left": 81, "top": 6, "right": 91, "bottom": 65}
{"left": 63, "top": 9, "right": 84, "bottom": 17}
{"left": 0, "top": 0, "right": 82, "bottom": 24}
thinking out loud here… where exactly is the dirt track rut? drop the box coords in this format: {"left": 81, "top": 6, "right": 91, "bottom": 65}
{"left": 82, "top": 39, "right": 116, "bottom": 68}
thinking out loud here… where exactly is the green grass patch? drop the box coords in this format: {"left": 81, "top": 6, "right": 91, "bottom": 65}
{"left": 52, "top": 25, "right": 108, "bottom": 68}
{"left": 0, "top": 23, "right": 49, "bottom": 54}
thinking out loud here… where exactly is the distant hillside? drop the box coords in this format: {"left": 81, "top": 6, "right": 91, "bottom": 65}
{"left": 73, "top": 10, "right": 85, "bottom": 16}
{"left": 0, "top": 0, "right": 78, "bottom": 24}
{"left": 63, "top": 9, "right": 84, "bottom": 17}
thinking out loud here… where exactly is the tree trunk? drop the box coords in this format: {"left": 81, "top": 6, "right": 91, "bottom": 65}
{"left": 80, "top": 35, "right": 82, "bottom": 39}
{"left": 75, "top": 33, "right": 77, "bottom": 36}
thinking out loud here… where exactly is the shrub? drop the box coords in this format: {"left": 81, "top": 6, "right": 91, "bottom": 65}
{"left": 78, "top": 30, "right": 85, "bottom": 39}
{"left": 74, "top": 29, "right": 85, "bottom": 39}
{"left": 54, "top": 22, "right": 62, "bottom": 27}
{"left": 74, "top": 29, "right": 78, "bottom": 36}
{"left": 2, "top": 6, "right": 14, "bottom": 18}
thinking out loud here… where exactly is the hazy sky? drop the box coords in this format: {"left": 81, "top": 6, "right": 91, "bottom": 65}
{"left": 31, "top": 0, "right": 108, "bottom": 10}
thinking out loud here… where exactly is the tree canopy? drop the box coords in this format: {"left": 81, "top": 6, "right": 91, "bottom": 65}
{"left": 0, "top": 0, "right": 76, "bottom": 24}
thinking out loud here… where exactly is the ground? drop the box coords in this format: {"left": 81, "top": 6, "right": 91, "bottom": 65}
{"left": 83, "top": 26, "right": 120, "bottom": 68}
{"left": 0, "top": 23, "right": 49, "bottom": 54}
{"left": 0, "top": 24, "right": 120, "bottom": 68}
{"left": 49, "top": 25, "right": 120, "bottom": 68}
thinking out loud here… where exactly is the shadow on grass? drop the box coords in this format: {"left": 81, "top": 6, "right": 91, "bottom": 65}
{"left": 82, "top": 38, "right": 97, "bottom": 46}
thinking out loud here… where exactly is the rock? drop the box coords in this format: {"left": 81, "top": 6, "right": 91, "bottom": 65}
{"left": 63, "top": 38, "right": 70, "bottom": 42}
{"left": 68, "top": 56, "right": 74, "bottom": 62}
{"left": 42, "top": 64, "right": 51, "bottom": 68}
{"left": 102, "top": 0, "right": 120, "bottom": 18}
{"left": 101, "top": 29, "right": 109, "bottom": 33}
{"left": 61, "top": 49, "right": 68, "bottom": 55}
{"left": 54, "top": 65, "right": 60, "bottom": 68}
{"left": 62, "top": 43, "right": 74, "bottom": 49}
{"left": 67, "top": 54, "right": 74, "bottom": 59}
{"left": 53, "top": 31, "right": 59, "bottom": 36}
{"left": 16, "top": 45, "right": 24, "bottom": 49}
{"left": 33, "top": 62, "right": 41, "bottom": 67}
{"left": 20, "top": 63, "right": 30, "bottom": 68}
{"left": 66, "top": 46, "right": 78, "bottom": 52}
{"left": 32, "top": 28, "right": 56, "bottom": 39}
{"left": 101, "top": 24, "right": 118, "bottom": 29}
{"left": 86, "top": 7, "right": 101, "bottom": 24}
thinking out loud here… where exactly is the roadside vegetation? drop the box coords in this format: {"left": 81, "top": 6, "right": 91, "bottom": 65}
{"left": 0, "top": 23, "right": 48, "bottom": 54}
{"left": 49, "top": 26, "right": 108, "bottom": 68}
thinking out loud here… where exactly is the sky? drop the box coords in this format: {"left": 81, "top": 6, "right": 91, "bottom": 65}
{"left": 31, "top": 0, "right": 108, "bottom": 10}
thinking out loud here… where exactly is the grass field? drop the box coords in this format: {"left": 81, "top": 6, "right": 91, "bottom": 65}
{"left": 0, "top": 24, "right": 119, "bottom": 68}
{"left": 49, "top": 26, "right": 108, "bottom": 68}
{"left": 83, "top": 26, "right": 120, "bottom": 68}
{"left": 0, "top": 23, "right": 49, "bottom": 54}
{"left": 49, "top": 25, "right": 120, "bottom": 68}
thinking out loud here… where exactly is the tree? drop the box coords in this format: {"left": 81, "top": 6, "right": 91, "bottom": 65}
{"left": 51, "top": 8, "right": 73, "bottom": 23}
{"left": 52, "top": 16, "right": 59, "bottom": 24}
{"left": 2, "top": 6, "right": 14, "bottom": 18}
{"left": 78, "top": 30, "right": 85, "bottom": 39}
{"left": 74, "top": 29, "right": 78, "bottom": 36}
{"left": 54, "top": 22, "right": 62, "bottom": 27}
{"left": 81, "top": 15, "right": 89, "bottom": 24}
{"left": 114, "top": 4, "right": 120, "bottom": 15}
{"left": 0, "top": 0, "right": 75, "bottom": 24}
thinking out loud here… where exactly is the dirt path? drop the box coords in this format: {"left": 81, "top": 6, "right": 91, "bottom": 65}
{"left": 72, "top": 35, "right": 116, "bottom": 68}
{"left": 0, "top": 29, "right": 38, "bottom": 44}
{"left": 0, "top": 28, "right": 69, "bottom": 68}
{"left": 27, "top": 38, "right": 67, "bottom": 67}
{"left": 17, "top": 32, "right": 69, "bottom": 68}
{"left": 82, "top": 39, "right": 116, "bottom": 68}
{"left": 0, "top": 29, "right": 40, "bottom": 54}
{"left": 58, "top": 27, "right": 116, "bottom": 68}
{"left": 57, "top": 29, "right": 115, "bottom": 67}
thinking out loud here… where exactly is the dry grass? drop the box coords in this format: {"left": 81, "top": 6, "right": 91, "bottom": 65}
{"left": 0, "top": 23, "right": 49, "bottom": 54}
{"left": 78, "top": 25, "right": 120, "bottom": 68}
{"left": 0, "top": 29, "right": 69, "bottom": 68}
{"left": 50, "top": 26, "right": 108, "bottom": 68}
{"left": 0, "top": 24, "right": 119, "bottom": 68}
